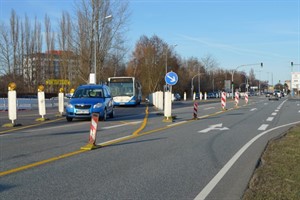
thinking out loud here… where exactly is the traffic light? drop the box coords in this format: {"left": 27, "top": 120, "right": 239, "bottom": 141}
{"left": 261, "top": 62, "right": 263, "bottom": 67}
{"left": 291, "top": 62, "right": 293, "bottom": 66}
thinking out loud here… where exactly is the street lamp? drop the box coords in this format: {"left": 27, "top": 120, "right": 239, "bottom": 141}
{"left": 165, "top": 44, "right": 177, "bottom": 74}
{"left": 191, "top": 73, "right": 202, "bottom": 98}
{"left": 231, "top": 62, "right": 263, "bottom": 99}
{"left": 91, "top": 14, "right": 112, "bottom": 84}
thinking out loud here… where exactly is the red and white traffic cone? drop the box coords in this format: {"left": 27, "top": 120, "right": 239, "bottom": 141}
{"left": 81, "top": 113, "right": 100, "bottom": 150}
{"left": 221, "top": 92, "right": 226, "bottom": 110}
{"left": 235, "top": 92, "right": 239, "bottom": 108}
{"left": 193, "top": 102, "right": 198, "bottom": 119}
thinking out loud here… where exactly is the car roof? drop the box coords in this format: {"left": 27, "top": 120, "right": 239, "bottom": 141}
{"left": 77, "top": 84, "right": 106, "bottom": 89}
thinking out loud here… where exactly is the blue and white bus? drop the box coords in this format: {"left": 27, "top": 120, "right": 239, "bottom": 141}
{"left": 107, "top": 77, "right": 142, "bottom": 106}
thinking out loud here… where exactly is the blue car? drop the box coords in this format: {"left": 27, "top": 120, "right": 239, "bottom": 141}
{"left": 66, "top": 84, "right": 114, "bottom": 122}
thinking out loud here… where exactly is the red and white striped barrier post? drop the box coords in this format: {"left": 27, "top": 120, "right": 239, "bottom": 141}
{"left": 81, "top": 113, "right": 100, "bottom": 150}
{"left": 193, "top": 102, "right": 198, "bottom": 119}
{"left": 245, "top": 92, "right": 249, "bottom": 104}
{"left": 235, "top": 92, "right": 239, "bottom": 107}
{"left": 221, "top": 92, "right": 226, "bottom": 110}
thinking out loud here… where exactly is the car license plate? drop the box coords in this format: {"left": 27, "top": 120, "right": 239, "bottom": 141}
{"left": 76, "top": 109, "right": 89, "bottom": 114}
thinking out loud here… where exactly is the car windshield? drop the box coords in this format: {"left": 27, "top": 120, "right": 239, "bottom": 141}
{"left": 73, "top": 88, "right": 103, "bottom": 98}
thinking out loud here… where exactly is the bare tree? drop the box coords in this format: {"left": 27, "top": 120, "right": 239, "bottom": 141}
{"left": 74, "top": 0, "right": 130, "bottom": 84}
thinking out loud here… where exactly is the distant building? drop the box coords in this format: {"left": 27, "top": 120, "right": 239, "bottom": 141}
{"left": 23, "top": 50, "right": 76, "bottom": 88}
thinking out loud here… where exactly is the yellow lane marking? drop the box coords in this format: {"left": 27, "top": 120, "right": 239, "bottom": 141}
{"left": 0, "top": 104, "right": 235, "bottom": 177}
{"left": 0, "top": 150, "right": 87, "bottom": 177}
{"left": 0, "top": 117, "right": 65, "bottom": 135}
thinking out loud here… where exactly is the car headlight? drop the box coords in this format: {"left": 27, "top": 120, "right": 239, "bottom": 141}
{"left": 93, "top": 103, "right": 103, "bottom": 108}
{"left": 67, "top": 104, "right": 74, "bottom": 109}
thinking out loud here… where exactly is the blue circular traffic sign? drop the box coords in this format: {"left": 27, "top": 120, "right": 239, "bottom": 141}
{"left": 165, "top": 71, "right": 178, "bottom": 85}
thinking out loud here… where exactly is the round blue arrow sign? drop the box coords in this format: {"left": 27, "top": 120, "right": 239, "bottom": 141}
{"left": 165, "top": 71, "right": 178, "bottom": 85}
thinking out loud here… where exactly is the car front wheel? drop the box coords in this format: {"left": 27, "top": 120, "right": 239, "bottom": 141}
{"left": 66, "top": 116, "right": 73, "bottom": 122}
{"left": 100, "top": 109, "right": 107, "bottom": 121}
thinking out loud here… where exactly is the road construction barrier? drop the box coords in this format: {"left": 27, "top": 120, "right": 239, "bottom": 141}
{"left": 245, "top": 92, "right": 248, "bottom": 104}
{"left": 81, "top": 113, "right": 100, "bottom": 150}
{"left": 221, "top": 92, "right": 226, "bottom": 110}
{"left": 193, "top": 102, "right": 198, "bottom": 119}
{"left": 235, "top": 92, "right": 239, "bottom": 107}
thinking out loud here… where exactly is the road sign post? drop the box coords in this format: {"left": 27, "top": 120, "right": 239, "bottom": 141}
{"left": 164, "top": 72, "right": 178, "bottom": 122}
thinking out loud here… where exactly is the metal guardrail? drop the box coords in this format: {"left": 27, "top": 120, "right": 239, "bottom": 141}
{"left": 0, "top": 98, "right": 69, "bottom": 110}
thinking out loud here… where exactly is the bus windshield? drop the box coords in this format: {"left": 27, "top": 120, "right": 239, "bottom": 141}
{"left": 109, "top": 82, "right": 133, "bottom": 97}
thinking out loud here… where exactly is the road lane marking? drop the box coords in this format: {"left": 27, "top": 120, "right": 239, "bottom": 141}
{"left": 0, "top": 117, "right": 65, "bottom": 135}
{"left": 0, "top": 149, "right": 87, "bottom": 177}
{"left": 266, "top": 117, "right": 274, "bottom": 122}
{"left": 271, "top": 112, "right": 277, "bottom": 116}
{"left": 258, "top": 124, "right": 269, "bottom": 131}
{"left": 250, "top": 108, "right": 257, "bottom": 111}
{"left": 167, "top": 121, "right": 187, "bottom": 127}
{"left": 194, "top": 120, "right": 300, "bottom": 200}
{"left": 204, "top": 107, "right": 215, "bottom": 110}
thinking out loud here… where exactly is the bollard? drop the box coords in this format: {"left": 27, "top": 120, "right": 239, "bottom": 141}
{"left": 163, "top": 91, "right": 173, "bottom": 122}
{"left": 193, "top": 92, "right": 196, "bottom": 101}
{"left": 204, "top": 92, "right": 207, "bottom": 100}
{"left": 245, "top": 92, "right": 248, "bottom": 104}
{"left": 2, "top": 82, "right": 20, "bottom": 127}
{"left": 193, "top": 101, "right": 198, "bottom": 119}
{"left": 36, "top": 85, "right": 47, "bottom": 121}
{"left": 235, "top": 92, "right": 239, "bottom": 108}
{"left": 184, "top": 92, "right": 187, "bottom": 101}
{"left": 81, "top": 113, "right": 101, "bottom": 150}
{"left": 58, "top": 88, "right": 64, "bottom": 116}
{"left": 221, "top": 92, "right": 226, "bottom": 110}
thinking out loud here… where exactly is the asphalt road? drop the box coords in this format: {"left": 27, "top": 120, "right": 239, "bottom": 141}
{"left": 1, "top": 96, "right": 300, "bottom": 199}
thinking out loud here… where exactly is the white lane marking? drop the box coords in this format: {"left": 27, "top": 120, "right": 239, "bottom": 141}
{"left": 194, "top": 120, "right": 300, "bottom": 200}
{"left": 101, "top": 121, "right": 142, "bottom": 130}
{"left": 271, "top": 112, "right": 277, "bottom": 116}
{"left": 204, "top": 107, "right": 215, "bottom": 110}
{"left": 298, "top": 110, "right": 300, "bottom": 113}
{"left": 17, "top": 121, "right": 142, "bottom": 133}
{"left": 167, "top": 121, "right": 187, "bottom": 127}
{"left": 258, "top": 124, "right": 269, "bottom": 131}
{"left": 275, "top": 110, "right": 279, "bottom": 112}
{"left": 266, "top": 117, "right": 274, "bottom": 122}
{"left": 250, "top": 108, "right": 257, "bottom": 111}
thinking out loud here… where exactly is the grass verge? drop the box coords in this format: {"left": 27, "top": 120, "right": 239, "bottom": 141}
{"left": 243, "top": 125, "right": 300, "bottom": 200}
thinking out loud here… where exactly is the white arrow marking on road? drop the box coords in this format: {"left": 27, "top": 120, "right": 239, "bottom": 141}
{"left": 167, "top": 75, "right": 176, "bottom": 82}
{"left": 199, "top": 123, "right": 229, "bottom": 133}
{"left": 250, "top": 108, "right": 257, "bottom": 111}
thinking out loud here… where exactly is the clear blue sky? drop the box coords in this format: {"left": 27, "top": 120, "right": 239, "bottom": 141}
{"left": 1, "top": 0, "right": 299, "bottom": 85}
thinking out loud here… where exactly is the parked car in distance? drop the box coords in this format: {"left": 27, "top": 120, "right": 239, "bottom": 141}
{"left": 265, "top": 92, "right": 272, "bottom": 97}
{"left": 174, "top": 93, "right": 181, "bottom": 101}
{"left": 66, "top": 84, "right": 114, "bottom": 122}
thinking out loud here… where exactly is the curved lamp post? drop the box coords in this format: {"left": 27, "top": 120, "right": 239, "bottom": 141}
{"left": 231, "top": 62, "right": 263, "bottom": 99}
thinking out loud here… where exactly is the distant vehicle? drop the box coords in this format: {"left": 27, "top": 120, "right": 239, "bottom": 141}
{"left": 265, "top": 92, "right": 272, "bottom": 97}
{"left": 274, "top": 90, "right": 281, "bottom": 98}
{"left": 108, "top": 77, "right": 142, "bottom": 106}
{"left": 65, "top": 84, "right": 114, "bottom": 122}
{"left": 269, "top": 93, "right": 279, "bottom": 101}
{"left": 174, "top": 93, "right": 181, "bottom": 101}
